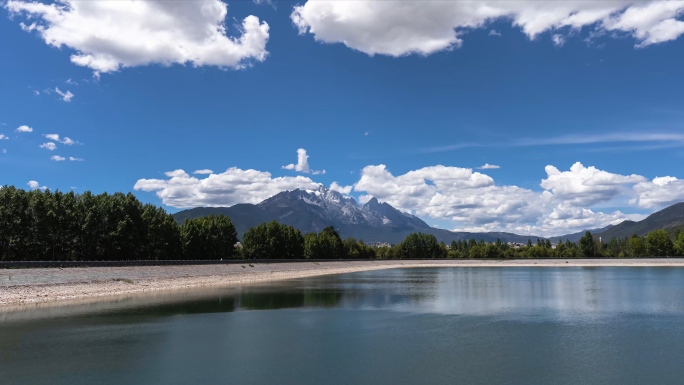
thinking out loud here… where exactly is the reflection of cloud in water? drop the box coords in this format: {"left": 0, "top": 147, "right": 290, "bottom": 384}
{"left": 414, "top": 267, "right": 684, "bottom": 319}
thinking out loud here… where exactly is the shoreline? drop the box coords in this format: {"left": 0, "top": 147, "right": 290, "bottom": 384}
{"left": 2, "top": 259, "right": 684, "bottom": 308}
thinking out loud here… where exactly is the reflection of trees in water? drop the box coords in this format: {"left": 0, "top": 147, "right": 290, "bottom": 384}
{"left": 238, "top": 290, "right": 343, "bottom": 310}
{"left": 324, "top": 268, "right": 440, "bottom": 309}
{"left": 126, "top": 297, "right": 237, "bottom": 317}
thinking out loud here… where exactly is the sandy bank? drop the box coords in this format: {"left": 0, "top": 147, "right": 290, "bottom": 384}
{"left": 2, "top": 259, "right": 683, "bottom": 308}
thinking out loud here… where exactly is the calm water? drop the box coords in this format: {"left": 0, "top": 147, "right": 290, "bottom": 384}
{"left": 2, "top": 267, "right": 684, "bottom": 384}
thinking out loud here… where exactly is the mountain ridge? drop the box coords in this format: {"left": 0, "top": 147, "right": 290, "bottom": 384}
{"left": 173, "top": 187, "right": 536, "bottom": 244}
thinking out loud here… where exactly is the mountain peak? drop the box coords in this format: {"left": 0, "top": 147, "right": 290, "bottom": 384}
{"left": 363, "top": 197, "right": 380, "bottom": 208}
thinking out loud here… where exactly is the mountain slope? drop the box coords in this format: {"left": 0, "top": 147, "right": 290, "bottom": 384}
{"left": 549, "top": 225, "right": 614, "bottom": 243}
{"left": 172, "top": 187, "right": 540, "bottom": 244}
{"left": 598, "top": 202, "right": 684, "bottom": 239}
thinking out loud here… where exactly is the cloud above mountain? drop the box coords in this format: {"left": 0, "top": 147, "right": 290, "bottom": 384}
{"left": 292, "top": 1, "right": 684, "bottom": 56}
{"left": 282, "top": 148, "right": 325, "bottom": 175}
{"left": 134, "top": 167, "right": 320, "bottom": 208}
{"left": 134, "top": 161, "right": 684, "bottom": 236}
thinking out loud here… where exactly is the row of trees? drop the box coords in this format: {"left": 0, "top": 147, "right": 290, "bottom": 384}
{"left": 2, "top": 186, "right": 684, "bottom": 261}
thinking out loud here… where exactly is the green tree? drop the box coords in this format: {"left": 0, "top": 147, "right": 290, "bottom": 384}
{"left": 674, "top": 232, "right": 684, "bottom": 256}
{"left": 628, "top": 235, "right": 645, "bottom": 257}
{"left": 644, "top": 229, "right": 674, "bottom": 256}
{"left": 303, "top": 227, "right": 346, "bottom": 259}
{"left": 181, "top": 214, "right": 238, "bottom": 260}
{"left": 242, "top": 221, "right": 304, "bottom": 260}
{"left": 579, "top": 231, "right": 597, "bottom": 258}
{"left": 142, "top": 204, "right": 182, "bottom": 260}
{"left": 399, "top": 233, "right": 444, "bottom": 259}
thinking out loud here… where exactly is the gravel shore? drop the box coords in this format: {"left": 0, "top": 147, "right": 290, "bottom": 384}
{"left": 2, "top": 259, "right": 683, "bottom": 308}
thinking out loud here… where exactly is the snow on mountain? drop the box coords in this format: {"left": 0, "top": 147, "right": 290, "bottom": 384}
{"left": 259, "top": 185, "right": 429, "bottom": 229}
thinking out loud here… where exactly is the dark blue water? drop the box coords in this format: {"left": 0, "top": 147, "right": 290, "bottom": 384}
{"left": 2, "top": 267, "right": 684, "bottom": 384}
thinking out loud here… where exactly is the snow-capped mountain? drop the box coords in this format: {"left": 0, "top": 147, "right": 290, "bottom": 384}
{"left": 258, "top": 186, "right": 429, "bottom": 230}
{"left": 173, "top": 186, "right": 537, "bottom": 244}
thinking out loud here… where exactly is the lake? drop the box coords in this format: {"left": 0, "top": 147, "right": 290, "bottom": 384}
{"left": 2, "top": 267, "right": 684, "bottom": 384}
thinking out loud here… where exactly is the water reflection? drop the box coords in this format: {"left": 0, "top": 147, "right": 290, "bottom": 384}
{"left": 2, "top": 267, "right": 684, "bottom": 323}
{"left": 2, "top": 267, "right": 684, "bottom": 385}
{"left": 239, "top": 289, "right": 342, "bottom": 310}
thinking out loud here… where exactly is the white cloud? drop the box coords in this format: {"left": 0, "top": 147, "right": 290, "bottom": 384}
{"left": 632, "top": 176, "right": 684, "bottom": 208}
{"left": 69, "top": 156, "right": 84, "bottom": 161}
{"left": 489, "top": 30, "right": 502, "bottom": 36}
{"left": 426, "top": 131, "right": 684, "bottom": 153}
{"left": 54, "top": 87, "right": 74, "bottom": 102}
{"left": 27, "top": 180, "right": 47, "bottom": 190}
{"left": 329, "top": 182, "right": 353, "bottom": 195}
{"left": 134, "top": 161, "right": 684, "bottom": 237}
{"left": 282, "top": 148, "right": 325, "bottom": 174}
{"left": 193, "top": 169, "right": 214, "bottom": 175}
{"left": 33, "top": 90, "right": 40, "bottom": 96}
{"left": 16, "top": 125, "right": 33, "bottom": 133}
{"left": 518, "top": 132, "right": 684, "bottom": 146}
{"left": 51, "top": 155, "right": 66, "bottom": 161}
{"left": 43, "top": 134, "right": 78, "bottom": 145}
{"left": 552, "top": 34, "right": 566, "bottom": 46}
{"left": 351, "top": 162, "right": 667, "bottom": 236}
{"left": 0, "top": 134, "right": 8, "bottom": 140}
{"left": 40, "top": 142, "right": 57, "bottom": 151}
{"left": 2, "top": 149, "right": 6, "bottom": 154}
{"left": 291, "top": 1, "right": 684, "bottom": 57}
{"left": 604, "top": 1, "right": 684, "bottom": 47}
{"left": 7, "top": 0, "right": 270, "bottom": 74}
{"left": 66, "top": 78, "right": 77, "bottom": 85}
{"left": 134, "top": 167, "right": 320, "bottom": 208}
{"left": 478, "top": 163, "right": 500, "bottom": 169}
{"left": 541, "top": 162, "right": 646, "bottom": 207}
{"left": 353, "top": 164, "right": 542, "bottom": 227}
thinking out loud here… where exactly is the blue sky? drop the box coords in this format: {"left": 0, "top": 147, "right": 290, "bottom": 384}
{"left": 2, "top": 0, "right": 684, "bottom": 236}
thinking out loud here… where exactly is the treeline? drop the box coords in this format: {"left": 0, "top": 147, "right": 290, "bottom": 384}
{"left": 2, "top": 186, "right": 684, "bottom": 261}
{"left": 434, "top": 230, "right": 684, "bottom": 259}
{"left": 0, "top": 186, "right": 377, "bottom": 261}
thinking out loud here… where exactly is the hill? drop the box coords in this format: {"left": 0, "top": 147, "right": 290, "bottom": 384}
{"left": 598, "top": 202, "right": 684, "bottom": 239}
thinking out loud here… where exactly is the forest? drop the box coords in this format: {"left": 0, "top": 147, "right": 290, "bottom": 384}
{"left": 1, "top": 186, "right": 683, "bottom": 261}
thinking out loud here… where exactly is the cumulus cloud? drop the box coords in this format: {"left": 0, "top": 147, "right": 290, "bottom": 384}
{"left": 291, "top": 1, "right": 684, "bottom": 57}
{"left": 0, "top": 134, "right": 8, "bottom": 140}
{"left": 134, "top": 167, "right": 320, "bottom": 208}
{"left": 541, "top": 162, "right": 646, "bottom": 207}
{"left": 282, "top": 148, "right": 325, "bottom": 174}
{"left": 329, "top": 182, "right": 353, "bottom": 195}
{"left": 40, "top": 142, "right": 57, "bottom": 150}
{"left": 27, "top": 180, "right": 47, "bottom": 190}
{"left": 632, "top": 176, "right": 684, "bottom": 208}
{"left": 478, "top": 163, "right": 500, "bottom": 169}
{"left": 51, "top": 155, "right": 66, "bottom": 161}
{"left": 134, "top": 161, "right": 684, "bottom": 236}
{"left": 350, "top": 163, "right": 663, "bottom": 235}
{"left": 54, "top": 87, "right": 73, "bottom": 102}
{"left": 193, "top": 169, "right": 214, "bottom": 175}
{"left": 353, "top": 164, "right": 543, "bottom": 227}
{"left": 44, "top": 134, "right": 77, "bottom": 145}
{"left": 7, "top": 0, "right": 270, "bottom": 74}
{"left": 16, "top": 125, "right": 33, "bottom": 133}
